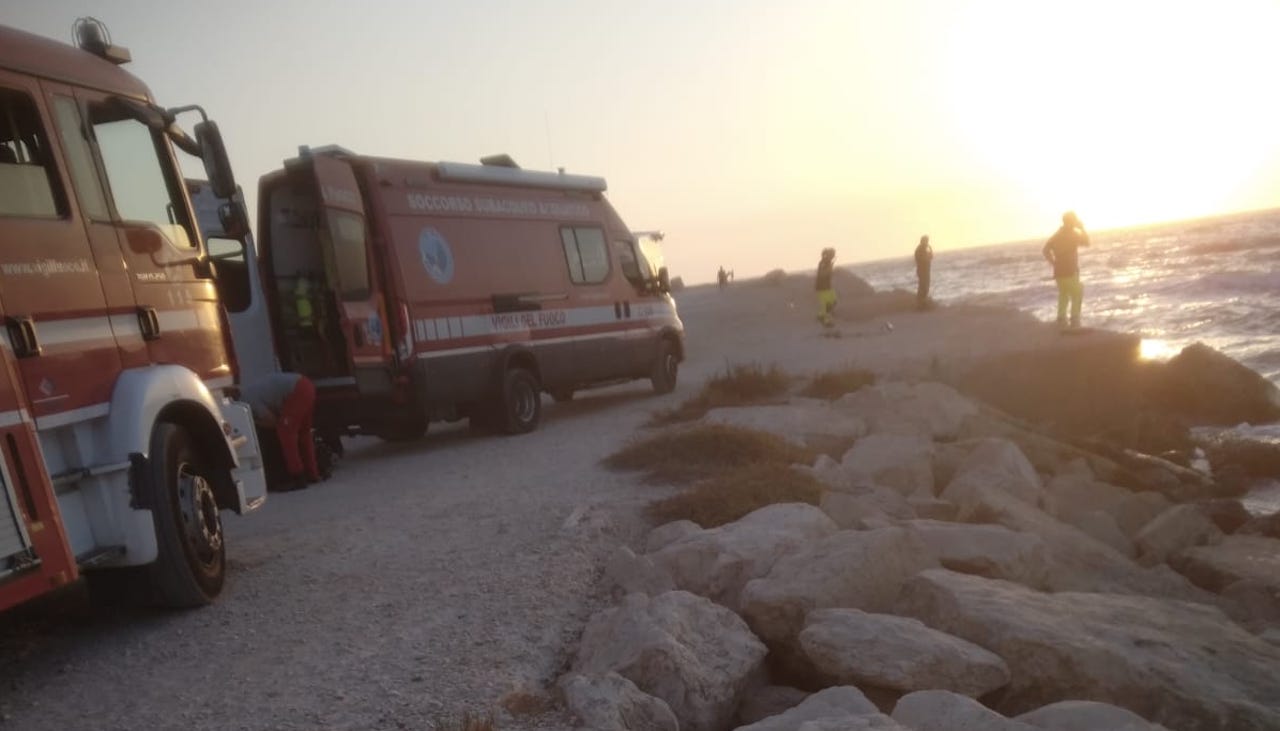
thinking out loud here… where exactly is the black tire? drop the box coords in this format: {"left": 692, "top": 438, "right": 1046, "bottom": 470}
{"left": 144, "top": 423, "right": 225, "bottom": 608}
{"left": 650, "top": 338, "right": 679, "bottom": 394}
{"left": 499, "top": 367, "right": 542, "bottom": 434}
{"left": 549, "top": 388, "right": 575, "bottom": 403}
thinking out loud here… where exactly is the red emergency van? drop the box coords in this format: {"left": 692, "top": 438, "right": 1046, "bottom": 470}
{"left": 0, "top": 20, "right": 266, "bottom": 611}
{"left": 254, "top": 148, "right": 684, "bottom": 440}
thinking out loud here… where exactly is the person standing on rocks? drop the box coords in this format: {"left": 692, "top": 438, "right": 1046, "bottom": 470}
{"left": 1043, "top": 211, "right": 1090, "bottom": 329}
{"left": 815, "top": 247, "right": 837, "bottom": 328}
{"left": 915, "top": 235, "right": 934, "bottom": 310}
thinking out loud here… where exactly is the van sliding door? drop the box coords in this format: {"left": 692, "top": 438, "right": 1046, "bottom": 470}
{"left": 305, "top": 156, "right": 391, "bottom": 392}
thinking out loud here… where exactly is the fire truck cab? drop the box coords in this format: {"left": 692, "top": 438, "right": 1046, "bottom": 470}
{"left": 256, "top": 148, "right": 685, "bottom": 441}
{"left": 0, "top": 21, "right": 266, "bottom": 611}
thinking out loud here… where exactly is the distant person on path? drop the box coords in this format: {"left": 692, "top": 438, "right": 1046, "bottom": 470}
{"left": 915, "top": 235, "right": 934, "bottom": 310}
{"left": 815, "top": 247, "right": 837, "bottom": 327}
{"left": 242, "top": 372, "right": 321, "bottom": 490}
{"left": 1043, "top": 211, "right": 1091, "bottom": 329}
{"left": 718, "top": 266, "right": 729, "bottom": 289}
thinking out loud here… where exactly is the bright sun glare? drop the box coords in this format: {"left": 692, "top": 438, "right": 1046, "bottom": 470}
{"left": 943, "top": 1, "right": 1280, "bottom": 229}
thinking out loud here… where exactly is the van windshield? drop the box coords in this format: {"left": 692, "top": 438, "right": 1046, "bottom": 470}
{"left": 637, "top": 237, "right": 664, "bottom": 280}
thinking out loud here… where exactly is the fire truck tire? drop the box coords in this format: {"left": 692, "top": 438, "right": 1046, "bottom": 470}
{"left": 650, "top": 338, "right": 679, "bottom": 395}
{"left": 499, "top": 367, "right": 542, "bottom": 434}
{"left": 144, "top": 422, "right": 226, "bottom": 608}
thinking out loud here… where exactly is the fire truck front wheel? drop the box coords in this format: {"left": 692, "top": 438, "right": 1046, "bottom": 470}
{"left": 650, "top": 338, "right": 680, "bottom": 395}
{"left": 144, "top": 422, "right": 226, "bottom": 607}
{"left": 499, "top": 367, "right": 542, "bottom": 434}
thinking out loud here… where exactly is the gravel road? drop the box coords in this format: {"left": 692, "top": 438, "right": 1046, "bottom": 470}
{"left": 0, "top": 280, "right": 1061, "bottom": 730}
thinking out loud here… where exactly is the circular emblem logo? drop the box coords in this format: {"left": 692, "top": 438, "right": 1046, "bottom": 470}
{"left": 418, "top": 228, "right": 454, "bottom": 284}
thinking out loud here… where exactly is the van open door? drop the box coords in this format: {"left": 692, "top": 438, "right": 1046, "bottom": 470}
{"left": 281, "top": 153, "right": 393, "bottom": 393}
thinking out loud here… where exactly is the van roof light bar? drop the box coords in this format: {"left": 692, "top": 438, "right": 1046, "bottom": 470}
{"left": 72, "top": 17, "right": 132, "bottom": 65}
{"left": 436, "top": 161, "right": 606, "bottom": 193}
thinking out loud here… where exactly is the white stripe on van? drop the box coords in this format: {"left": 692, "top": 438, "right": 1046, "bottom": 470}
{"left": 410, "top": 301, "right": 676, "bottom": 345}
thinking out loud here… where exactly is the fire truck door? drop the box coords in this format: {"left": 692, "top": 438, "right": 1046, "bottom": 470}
{"left": 0, "top": 73, "right": 125, "bottom": 422}
{"left": 82, "top": 91, "right": 232, "bottom": 388}
{"left": 305, "top": 155, "right": 392, "bottom": 391}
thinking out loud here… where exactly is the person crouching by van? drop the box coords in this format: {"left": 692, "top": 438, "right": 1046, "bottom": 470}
{"left": 242, "top": 372, "right": 321, "bottom": 491}
{"left": 815, "top": 247, "right": 837, "bottom": 327}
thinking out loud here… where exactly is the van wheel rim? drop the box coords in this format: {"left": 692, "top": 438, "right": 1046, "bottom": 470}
{"left": 664, "top": 354, "right": 677, "bottom": 382}
{"left": 514, "top": 382, "right": 537, "bottom": 423}
{"left": 177, "top": 465, "right": 222, "bottom": 568}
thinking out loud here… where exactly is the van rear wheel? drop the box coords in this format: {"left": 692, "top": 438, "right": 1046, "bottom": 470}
{"left": 144, "top": 423, "right": 225, "bottom": 608}
{"left": 650, "top": 339, "right": 679, "bottom": 394}
{"left": 499, "top": 367, "right": 542, "bottom": 434}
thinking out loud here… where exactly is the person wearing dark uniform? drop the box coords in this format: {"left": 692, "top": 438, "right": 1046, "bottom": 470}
{"left": 914, "top": 235, "right": 933, "bottom": 310}
{"left": 815, "top": 247, "right": 837, "bottom": 327}
{"left": 1042, "top": 211, "right": 1090, "bottom": 329}
{"left": 242, "top": 372, "right": 320, "bottom": 488}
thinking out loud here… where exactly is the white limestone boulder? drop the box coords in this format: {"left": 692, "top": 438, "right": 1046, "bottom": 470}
{"left": 799, "top": 608, "right": 1011, "bottom": 697}
{"left": 648, "top": 503, "right": 838, "bottom": 611}
{"left": 960, "top": 485, "right": 1212, "bottom": 602}
{"left": 840, "top": 434, "right": 935, "bottom": 496}
{"left": 733, "top": 686, "right": 810, "bottom": 727}
{"left": 896, "top": 569, "right": 1280, "bottom": 731}
{"left": 734, "top": 686, "right": 880, "bottom": 731}
{"left": 1114, "top": 491, "right": 1174, "bottom": 537}
{"left": 891, "top": 690, "right": 1037, "bottom": 731}
{"left": 559, "top": 672, "right": 679, "bottom": 731}
{"left": 835, "top": 381, "right": 979, "bottom": 440}
{"left": 1042, "top": 474, "right": 1133, "bottom": 524}
{"left": 941, "top": 438, "right": 1044, "bottom": 512}
{"left": 1062, "top": 510, "right": 1134, "bottom": 558}
{"left": 606, "top": 546, "right": 676, "bottom": 596}
{"left": 1015, "top": 700, "right": 1170, "bottom": 731}
{"left": 573, "top": 591, "right": 768, "bottom": 731}
{"left": 820, "top": 487, "right": 915, "bottom": 529}
{"left": 646, "top": 520, "right": 702, "bottom": 553}
{"left": 904, "top": 519, "right": 1049, "bottom": 589}
{"left": 1134, "top": 504, "right": 1224, "bottom": 566}
{"left": 739, "top": 527, "right": 939, "bottom": 648}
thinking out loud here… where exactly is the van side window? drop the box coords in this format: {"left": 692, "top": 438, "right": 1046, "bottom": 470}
{"left": 560, "top": 227, "right": 609, "bottom": 284}
{"left": 50, "top": 97, "right": 108, "bottom": 221}
{"left": 0, "top": 88, "right": 65, "bottom": 218}
{"left": 89, "top": 106, "right": 195, "bottom": 248}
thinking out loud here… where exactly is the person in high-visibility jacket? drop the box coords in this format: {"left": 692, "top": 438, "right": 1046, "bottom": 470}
{"left": 294, "top": 274, "right": 314, "bottom": 329}
{"left": 815, "top": 247, "right": 837, "bottom": 327}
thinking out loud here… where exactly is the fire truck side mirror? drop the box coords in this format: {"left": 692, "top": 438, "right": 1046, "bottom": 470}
{"left": 658, "top": 267, "right": 671, "bottom": 294}
{"left": 195, "top": 120, "right": 237, "bottom": 200}
{"left": 217, "top": 202, "right": 249, "bottom": 239}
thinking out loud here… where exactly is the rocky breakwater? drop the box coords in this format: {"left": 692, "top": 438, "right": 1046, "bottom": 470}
{"left": 563, "top": 376, "right": 1280, "bottom": 731}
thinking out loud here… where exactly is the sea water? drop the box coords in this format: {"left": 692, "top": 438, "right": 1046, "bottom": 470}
{"left": 854, "top": 207, "right": 1280, "bottom": 514}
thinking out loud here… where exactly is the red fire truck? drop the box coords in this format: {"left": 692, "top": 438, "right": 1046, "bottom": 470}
{"left": 253, "top": 149, "right": 684, "bottom": 441}
{"left": 0, "top": 20, "right": 267, "bottom": 611}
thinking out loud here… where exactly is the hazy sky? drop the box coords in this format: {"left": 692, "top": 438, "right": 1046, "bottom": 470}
{"left": 6, "top": 0, "right": 1280, "bottom": 282}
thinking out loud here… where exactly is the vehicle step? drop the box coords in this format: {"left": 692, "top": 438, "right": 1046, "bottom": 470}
{"left": 76, "top": 545, "right": 126, "bottom": 569}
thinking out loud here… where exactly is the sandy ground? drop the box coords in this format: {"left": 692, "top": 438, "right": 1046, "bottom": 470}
{"left": 0, "top": 278, "right": 1097, "bottom": 730}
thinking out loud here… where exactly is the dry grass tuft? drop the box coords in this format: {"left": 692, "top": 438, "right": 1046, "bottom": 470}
{"left": 799, "top": 366, "right": 876, "bottom": 400}
{"left": 434, "top": 712, "right": 496, "bottom": 731}
{"left": 648, "top": 463, "right": 826, "bottom": 528}
{"left": 605, "top": 423, "right": 816, "bottom": 484}
{"left": 651, "top": 363, "right": 792, "bottom": 425}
